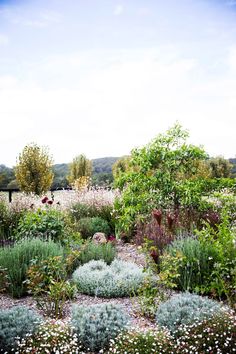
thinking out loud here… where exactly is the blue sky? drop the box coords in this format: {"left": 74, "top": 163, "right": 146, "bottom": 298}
{"left": 0, "top": 0, "right": 236, "bottom": 166}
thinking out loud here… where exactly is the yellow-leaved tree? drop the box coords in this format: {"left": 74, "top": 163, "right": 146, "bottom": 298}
{"left": 15, "top": 143, "right": 54, "bottom": 195}
{"left": 67, "top": 154, "right": 92, "bottom": 189}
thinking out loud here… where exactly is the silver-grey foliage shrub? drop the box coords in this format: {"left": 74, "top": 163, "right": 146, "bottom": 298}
{"left": 71, "top": 303, "right": 129, "bottom": 352}
{"left": 72, "top": 259, "right": 144, "bottom": 297}
{"left": 156, "top": 292, "right": 226, "bottom": 334}
{"left": 0, "top": 305, "right": 42, "bottom": 352}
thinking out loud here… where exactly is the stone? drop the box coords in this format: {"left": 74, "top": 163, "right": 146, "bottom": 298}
{"left": 92, "top": 232, "right": 107, "bottom": 244}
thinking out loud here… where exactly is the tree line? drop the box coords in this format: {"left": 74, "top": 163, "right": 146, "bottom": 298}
{"left": 0, "top": 141, "right": 235, "bottom": 194}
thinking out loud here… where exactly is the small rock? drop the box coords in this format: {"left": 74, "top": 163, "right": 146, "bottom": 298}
{"left": 92, "top": 232, "right": 107, "bottom": 244}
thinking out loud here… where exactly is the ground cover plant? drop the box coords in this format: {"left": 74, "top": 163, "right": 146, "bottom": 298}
{"left": 72, "top": 259, "right": 145, "bottom": 297}
{"left": 16, "top": 320, "right": 84, "bottom": 354}
{"left": 107, "top": 328, "right": 175, "bottom": 354}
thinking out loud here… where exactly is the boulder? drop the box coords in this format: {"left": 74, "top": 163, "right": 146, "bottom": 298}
{"left": 92, "top": 232, "right": 107, "bottom": 244}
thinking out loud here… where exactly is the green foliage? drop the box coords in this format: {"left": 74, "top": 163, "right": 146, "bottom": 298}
{"left": 0, "top": 238, "right": 64, "bottom": 297}
{"left": 16, "top": 320, "right": 83, "bottom": 354}
{"left": 0, "top": 306, "right": 42, "bottom": 352}
{"left": 207, "top": 156, "right": 233, "bottom": 178}
{"left": 197, "top": 210, "right": 236, "bottom": 305}
{"left": 164, "top": 237, "right": 219, "bottom": 293}
{"left": 175, "top": 312, "right": 236, "bottom": 353}
{"left": 15, "top": 208, "right": 66, "bottom": 242}
{"left": 67, "top": 154, "right": 92, "bottom": 185}
{"left": 15, "top": 143, "right": 54, "bottom": 195}
{"left": 26, "top": 256, "right": 76, "bottom": 318}
{"left": 73, "top": 259, "right": 145, "bottom": 297}
{"left": 69, "top": 202, "right": 115, "bottom": 233}
{"left": 79, "top": 241, "right": 116, "bottom": 265}
{"left": 114, "top": 123, "right": 208, "bottom": 236}
{"left": 156, "top": 292, "right": 225, "bottom": 334}
{"left": 107, "top": 329, "right": 174, "bottom": 354}
{"left": 77, "top": 216, "right": 111, "bottom": 238}
{"left": 0, "top": 198, "right": 27, "bottom": 243}
{"left": 71, "top": 303, "right": 129, "bottom": 352}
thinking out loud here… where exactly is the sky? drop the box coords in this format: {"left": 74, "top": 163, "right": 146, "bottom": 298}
{"left": 0, "top": 0, "right": 236, "bottom": 166}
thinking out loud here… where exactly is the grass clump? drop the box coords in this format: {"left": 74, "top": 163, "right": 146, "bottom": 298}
{"left": 0, "top": 238, "right": 64, "bottom": 297}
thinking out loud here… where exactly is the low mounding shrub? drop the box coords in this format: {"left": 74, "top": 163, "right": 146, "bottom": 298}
{"left": 0, "top": 306, "right": 42, "bottom": 353}
{"left": 156, "top": 292, "right": 225, "bottom": 333}
{"left": 79, "top": 241, "right": 116, "bottom": 265}
{"left": 15, "top": 208, "right": 66, "bottom": 242}
{"left": 16, "top": 320, "right": 83, "bottom": 354}
{"left": 72, "top": 259, "right": 144, "bottom": 297}
{"left": 0, "top": 238, "right": 64, "bottom": 297}
{"left": 77, "top": 216, "right": 111, "bottom": 238}
{"left": 107, "top": 329, "right": 175, "bottom": 354}
{"left": 71, "top": 303, "right": 129, "bottom": 352}
{"left": 176, "top": 312, "right": 236, "bottom": 353}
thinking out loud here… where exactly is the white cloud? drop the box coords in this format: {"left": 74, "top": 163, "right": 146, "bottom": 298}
{"left": 1, "top": 47, "right": 236, "bottom": 166}
{"left": 114, "top": 4, "right": 124, "bottom": 16}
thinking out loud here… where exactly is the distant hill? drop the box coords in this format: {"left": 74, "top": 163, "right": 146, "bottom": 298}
{"left": 52, "top": 157, "right": 119, "bottom": 188}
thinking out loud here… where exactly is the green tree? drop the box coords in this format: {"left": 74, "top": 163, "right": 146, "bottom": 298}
{"left": 114, "top": 124, "right": 208, "bottom": 235}
{"left": 207, "top": 156, "right": 233, "bottom": 178}
{"left": 67, "top": 154, "right": 92, "bottom": 185}
{"left": 15, "top": 143, "right": 54, "bottom": 195}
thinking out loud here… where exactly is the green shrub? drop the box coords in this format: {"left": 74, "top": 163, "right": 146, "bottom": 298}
{"left": 15, "top": 208, "right": 66, "bottom": 242}
{"left": 69, "top": 202, "right": 115, "bottom": 232}
{"left": 0, "top": 238, "right": 64, "bottom": 297}
{"left": 72, "top": 259, "right": 145, "bottom": 297}
{"left": 0, "top": 306, "right": 42, "bottom": 353}
{"left": 71, "top": 303, "right": 129, "bottom": 352}
{"left": 79, "top": 241, "right": 116, "bottom": 265}
{"left": 156, "top": 292, "right": 225, "bottom": 334}
{"left": 165, "top": 236, "right": 219, "bottom": 293}
{"left": 175, "top": 312, "right": 236, "bottom": 353}
{"left": 107, "top": 329, "right": 175, "bottom": 354}
{"left": 16, "top": 320, "right": 83, "bottom": 354}
{"left": 26, "top": 256, "right": 76, "bottom": 318}
{"left": 77, "top": 216, "right": 111, "bottom": 238}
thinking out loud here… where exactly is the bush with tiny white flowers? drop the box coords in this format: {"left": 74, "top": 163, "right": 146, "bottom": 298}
{"left": 107, "top": 328, "right": 175, "bottom": 354}
{"left": 16, "top": 319, "right": 84, "bottom": 354}
{"left": 175, "top": 311, "right": 236, "bottom": 353}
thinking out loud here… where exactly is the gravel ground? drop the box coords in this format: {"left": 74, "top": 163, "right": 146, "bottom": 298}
{"left": 0, "top": 242, "right": 156, "bottom": 330}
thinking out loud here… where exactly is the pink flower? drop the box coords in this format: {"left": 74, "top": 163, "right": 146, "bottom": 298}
{"left": 47, "top": 200, "right": 53, "bottom": 205}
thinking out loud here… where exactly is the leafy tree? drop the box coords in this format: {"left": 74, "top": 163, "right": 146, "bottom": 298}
{"left": 207, "top": 156, "right": 233, "bottom": 178}
{"left": 112, "top": 156, "right": 131, "bottom": 182}
{"left": 114, "top": 124, "right": 208, "bottom": 235}
{"left": 67, "top": 154, "right": 92, "bottom": 185}
{"left": 15, "top": 143, "right": 54, "bottom": 195}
